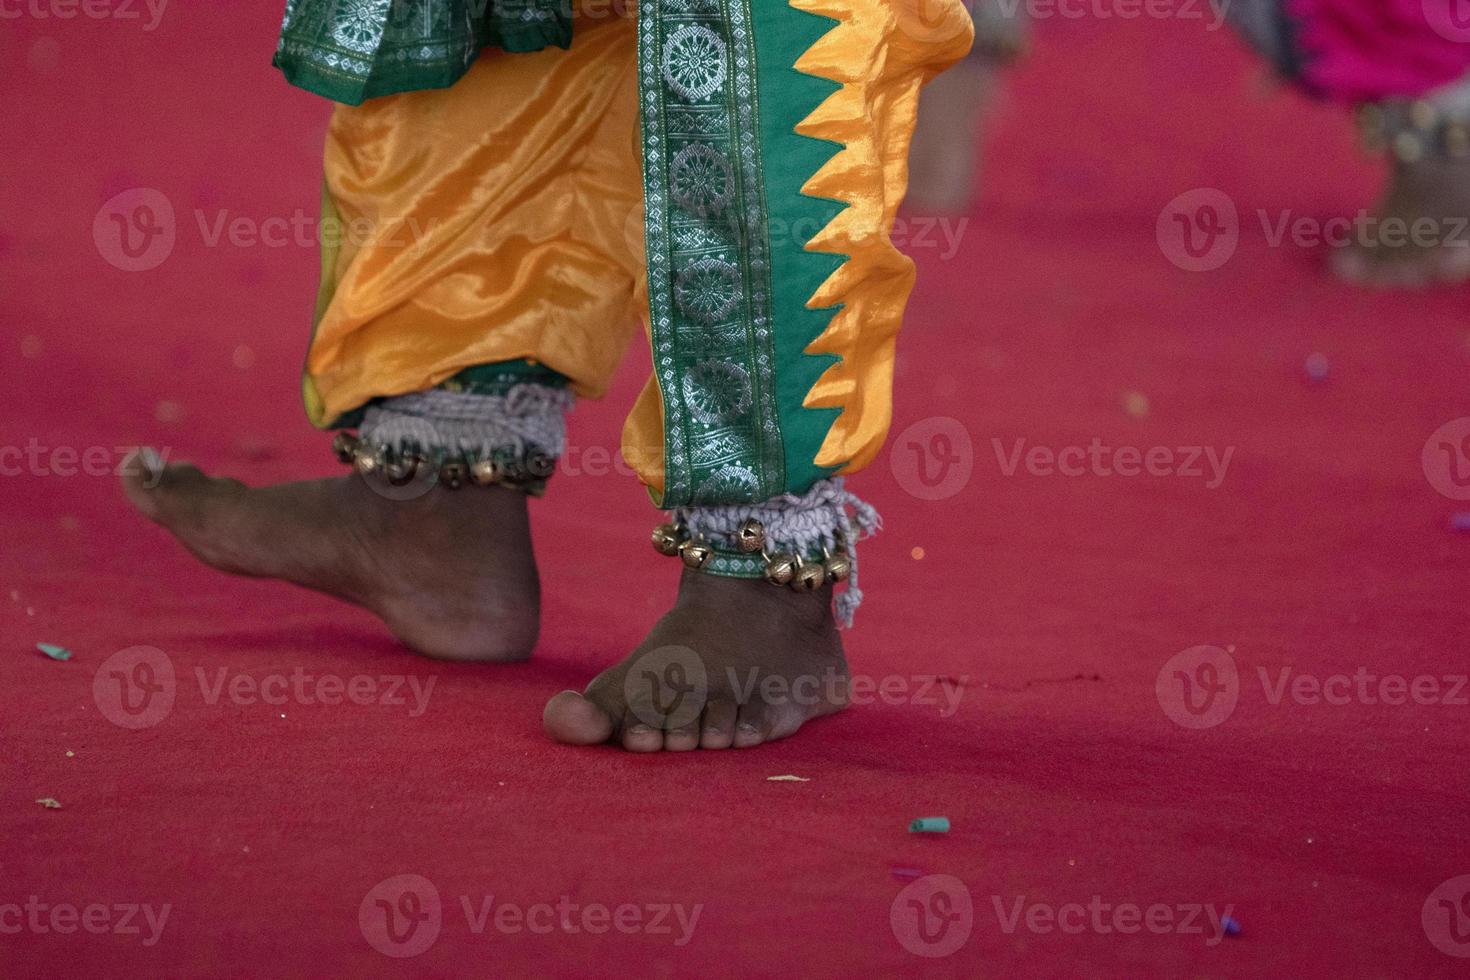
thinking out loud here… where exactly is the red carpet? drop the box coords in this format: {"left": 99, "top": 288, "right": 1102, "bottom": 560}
{"left": 5, "top": 8, "right": 1470, "bottom": 978}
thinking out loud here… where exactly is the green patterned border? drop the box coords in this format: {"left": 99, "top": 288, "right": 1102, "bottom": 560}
{"left": 639, "top": 0, "right": 786, "bottom": 508}
{"left": 638, "top": 0, "right": 849, "bottom": 508}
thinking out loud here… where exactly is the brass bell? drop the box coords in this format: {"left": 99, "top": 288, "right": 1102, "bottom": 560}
{"left": 735, "top": 518, "right": 766, "bottom": 554}
{"left": 1445, "top": 124, "right": 1470, "bottom": 160}
{"left": 763, "top": 552, "right": 797, "bottom": 586}
{"left": 1409, "top": 100, "right": 1438, "bottom": 131}
{"left": 791, "top": 561, "right": 827, "bottom": 591}
{"left": 652, "top": 523, "right": 683, "bottom": 557}
{"left": 470, "top": 458, "right": 500, "bottom": 486}
{"left": 439, "top": 460, "right": 468, "bottom": 489}
{"left": 823, "top": 552, "right": 853, "bottom": 583}
{"left": 1393, "top": 131, "right": 1425, "bottom": 164}
{"left": 680, "top": 538, "right": 713, "bottom": 570}
{"left": 331, "top": 432, "right": 359, "bottom": 465}
{"left": 384, "top": 452, "right": 423, "bottom": 486}
{"left": 353, "top": 448, "right": 382, "bottom": 477}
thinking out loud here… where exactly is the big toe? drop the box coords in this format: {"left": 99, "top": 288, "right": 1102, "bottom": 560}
{"left": 120, "top": 449, "right": 208, "bottom": 524}
{"left": 543, "top": 690, "right": 617, "bottom": 746}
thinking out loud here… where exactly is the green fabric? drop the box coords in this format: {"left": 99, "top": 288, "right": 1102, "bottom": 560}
{"left": 273, "top": 0, "right": 573, "bottom": 105}
{"left": 638, "top": 0, "right": 848, "bottom": 508}
{"left": 443, "top": 361, "right": 569, "bottom": 396}
{"left": 748, "top": 0, "right": 845, "bottom": 496}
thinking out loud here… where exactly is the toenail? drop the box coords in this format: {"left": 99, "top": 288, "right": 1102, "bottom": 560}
{"left": 738, "top": 722, "right": 759, "bottom": 734}
{"left": 628, "top": 725, "right": 653, "bottom": 736}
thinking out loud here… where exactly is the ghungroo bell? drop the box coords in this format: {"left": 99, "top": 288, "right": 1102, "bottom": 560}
{"left": 652, "top": 523, "right": 683, "bottom": 557}
{"left": 823, "top": 552, "right": 852, "bottom": 583}
{"left": 439, "top": 460, "right": 467, "bottom": 490}
{"left": 332, "top": 432, "right": 359, "bottom": 464}
{"left": 353, "top": 449, "right": 382, "bottom": 477}
{"left": 763, "top": 552, "right": 798, "bottom": 586}
{"left": 384, "top": 452, "right": 423, "bottom": 486}
{"left": 735, "top": 518, "right": 765, "bottom": 554}
{"left": 680, "top": 538, "right": 713, "bottom": 570}
{"left": 470, "top": 458, "right": 499, "bottom": 486}
{"left": 791, "top": 561, "right": 826, "bottom": 591}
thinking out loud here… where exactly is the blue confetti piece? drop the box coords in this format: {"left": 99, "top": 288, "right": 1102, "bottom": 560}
{"left": 1449, "top": 513, "right": 1470, "bottom": 533}
{"left": 1304, "top": 353, "right": 1329, "bottom": 383}
{"left": 909, "top": 817, "right": 950, "bottom": 833}
{"left": 36, "top": 643, "right": 72, "bottom": 662}
{"left": 1222, "top": 916, "right": 1242, "bottom": 937}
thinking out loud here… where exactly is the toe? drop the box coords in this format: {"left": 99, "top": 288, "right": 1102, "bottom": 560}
{"left": 542, "top": 691, "right": 616, "bottom": 746}
{"left": 120, "top": 449, "right": 194, "bottom": 523}
{"left": 733, "top": 703, "right": 771, "bottom": 749}
{"left": 663, "top": 722, "right": 700, "bottom": 752}
{"left": 700, "top": 700, "right": 737, "bottom": 750}
{"left": 620, "top": 708, "right": 665, "bottom": 753}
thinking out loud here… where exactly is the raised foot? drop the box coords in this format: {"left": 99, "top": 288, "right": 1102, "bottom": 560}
{"left": 543, "top": 569, "right": 849, "bottom": 752}
{"left": 120, "top": 449, "right": 541, "bottom": 662}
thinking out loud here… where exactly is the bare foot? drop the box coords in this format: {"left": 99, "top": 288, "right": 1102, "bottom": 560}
{"left": 121, "top": 450, "right": 540, "bottom": 661}
{"left": 543, "top": 570, "right": 849, "bottom": 751}
{"left": 1330, "top": 154, "right": 1470, "bottom": 288}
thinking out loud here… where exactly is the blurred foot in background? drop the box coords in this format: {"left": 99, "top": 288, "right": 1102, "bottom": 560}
{"left": 905, "top": 0, "right": 1027, "bottom": 214}
{"left": 1229, "top": 0, "right": 1470, "bottom": 288}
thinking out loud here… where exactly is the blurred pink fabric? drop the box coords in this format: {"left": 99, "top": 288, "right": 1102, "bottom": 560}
{"left": 1291, "top": 0, "right": 1470, "bottom": 101}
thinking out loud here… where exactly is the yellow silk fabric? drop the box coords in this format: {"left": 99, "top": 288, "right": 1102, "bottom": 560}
{"left": 306, "top": 0, "right": 972, "bottom": 495}
{"left": 796, "top": 0, "right": 974, "bottom": 474}
{"left": 305, "top": 6, "right": 643, "bottom": 426}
